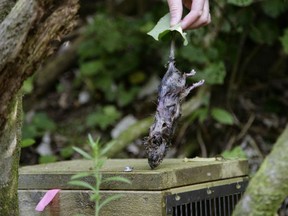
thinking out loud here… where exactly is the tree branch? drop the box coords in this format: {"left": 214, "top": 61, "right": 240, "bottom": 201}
{"left": 0, "top": 0, "right": 79, "bottom": 132}
{"left": 0, "top": 0, "right": 16, "bottom": 22}
{"left": 233, "top": 125, "right": 288, "bottom": 215}
{"left": 0, "top": 0, "right": 37, "bottom": 71}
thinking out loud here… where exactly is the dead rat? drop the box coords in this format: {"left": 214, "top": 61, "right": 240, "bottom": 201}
{"left": 144, "top": 40, "right": 204, "bottom": 169}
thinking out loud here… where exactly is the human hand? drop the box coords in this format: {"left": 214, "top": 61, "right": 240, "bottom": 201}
{"left": 167, "top": 0, "right": 211, "bottom": 30}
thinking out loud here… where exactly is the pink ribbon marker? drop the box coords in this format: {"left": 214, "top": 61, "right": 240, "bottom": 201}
{"left": 35, "top": 189, "right": 61, "bottom": 211}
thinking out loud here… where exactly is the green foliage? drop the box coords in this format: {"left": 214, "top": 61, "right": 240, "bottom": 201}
{"left": 147, "top": 13, "right": 188, "bottom": 45}
{"left": 22, "top": 112, "right": 56, "bottom": 145}
{"left": 68, "top": 135, "right": 131, "bottom": 216}
{"left": 21, "top": 1, "right": 288, "bottom": 163}
{"left": 261, "top": 0, "right": 288, "bottom": 18}
{"left": 117, "top": 85, "right": 140, "bottom": 107}
{"left": 80, "top": 60, "right": 104, "bottom": 76}
{"left": 189, "top": 107, "right": 234, "bottom": 125}
{"left": 60, "top": 147, "right": 74, "bottom": 159}
{"left": 193, "top": 62, "right": 226, "bottom": 85}
{"left": 249, "top": 21, "right": 279, "bottom": 45}
{"left": 227, "top": 0, "right": 253, "bottom": 7}
{"left": 222, "top": 146, "right": 247, "bottom": 159}
{"left": 77, "top": 14, "right": 152, "bottom": 111}
{"left": 22, "top": 77, "right": 34, "bottom": 94}
{"left": 39, "top": 155, "right": 57, "bottom": 164}
{"left": 280, "top": 28, "right": 288, "bottom": 55}
{"left": 85, "top": 105, "right": 121, "bottom": 130}
{"left": 20, "top": 138, "right": 35, "bottom": 148}
{"left": 189, "top": 107, "right": 209, "bottom": 124}
{"left": 211, "top": 108, "right": 234, "bottom": 125}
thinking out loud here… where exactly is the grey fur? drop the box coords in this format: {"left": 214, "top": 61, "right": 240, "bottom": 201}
{"left": 144, "top": 42, "right": 204, "bottom": 169}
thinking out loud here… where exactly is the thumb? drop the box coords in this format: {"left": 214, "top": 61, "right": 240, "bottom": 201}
{"left": 167, "top": 0, "right": 183, "bottom": 26}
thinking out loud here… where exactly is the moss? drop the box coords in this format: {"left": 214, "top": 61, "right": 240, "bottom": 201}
{"left": 0, "top": 145, "right": 20, "bottom": 215}
{"left": 0, "top": 0, "right": 16, "bottom": 23}
{"left": 233, "top": 125, "right": 288, "bottom": 215}
{"left": 0, "top": 93, "right": 22, "bottom": 216}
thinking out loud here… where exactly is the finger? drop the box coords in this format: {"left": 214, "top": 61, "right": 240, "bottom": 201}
{"left": 186, "top": 13, "right": 211, "bottom": 29}
{"left": 167, "top": 0, "right": 183, "bottom": 26}
{"left": 186, "top": 0, "right": 211, "bottom": 29}
{"left": 181, "top": 0, "right": 206, "bottom": 30}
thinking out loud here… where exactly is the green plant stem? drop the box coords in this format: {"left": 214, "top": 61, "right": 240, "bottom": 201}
{"left": 94, "top": 158, "right": 102, "bottom": 216}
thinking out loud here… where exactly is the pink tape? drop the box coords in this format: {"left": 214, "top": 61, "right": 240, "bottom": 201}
{"left": 35, "top": 189, "right": 60, "bottom": 211}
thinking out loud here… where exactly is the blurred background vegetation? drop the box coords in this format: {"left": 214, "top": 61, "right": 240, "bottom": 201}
{"left": 20, "top": 0, "right": 288, "bottom": 173}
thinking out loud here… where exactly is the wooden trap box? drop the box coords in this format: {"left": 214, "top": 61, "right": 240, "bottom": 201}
{"left": 18, "top": 158, "right": 249, "bottom": 216}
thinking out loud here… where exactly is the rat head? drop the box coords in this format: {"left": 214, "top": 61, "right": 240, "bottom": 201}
{"left": 146, "top": 134, "right": 169, "bottom": 169}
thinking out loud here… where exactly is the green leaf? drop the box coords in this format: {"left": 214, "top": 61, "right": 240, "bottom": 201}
{"left": 88, "top": 134, "right": 100, "bottom": 151}
{"left": 68, "top": 180, "right": 95, "bottom": 191}
{"left": 80, "top": 60, "right": 104, "bottom": 76}
{"left": 71, "top": 172, "right": 92, "bottom": 180}
{"left": 72, "top": 146, "right": 93, "bottom": 160}
{"left": 60, "top": 147, "right": 74, "bottom": 159}
{"left": 22, "top": 77, "right": 34, "bottom": 94}
{"left": 39, "top": 155, "right": 57, "bottom": 164}
{"left": 100, "top": 141, "right": 116, "bottom": 156}
{"left": 20, "top": 138, "right": 35, "bottom": 148}
{"left": 103, "top": 106, "right": 121, "bottom": 119}
{"left": 32, "top": 112, "right": 56, "bottom": 132}
{"left": 188, "top": 108, "right": 208, "bottom": 123}
{"left": 193, "top": 62, "right": 226, "bottom": 85}
{"left": 261, "top": 0, "right": 288, "bottom": 18}
{"left": 98, "top": 194, "right": 123, "bottom": 211}
{"left": 211, "top": 108, "right": 234, "bottom": 125}
{"left": 249, "top": 21, "right": 279, "bottom": 45}
{"left": 86, "top": 106, "right": 122, "bottom": 130}
{"left": 180, "top": 46, "right": 208, "bottom": 64}
{"left": 222, "top": 146, "right": 247, "bottom": 159}
{"left": 227, "top": 0, "right": 253, "bottom": 7}
{"left": 280, "top": 29, "right": 288, "bottom": 55}
{"left": 102, "top": 176, "right": 131, "bottom": 184}
{"left": 22, "top": 125, "right": 37, "bottom": 139}
{"left": 117, "top": 85, "right": 139, "bottom": 107}
{"left": 147, "top": 13, "right": 188, "bottom": 46}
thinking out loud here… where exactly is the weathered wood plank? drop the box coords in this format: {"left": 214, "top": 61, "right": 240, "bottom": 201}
{"left": 18, "top": 159, "right": 249, "bottom": 216}
{"left": 19, "top": 158, "right": 248, "bottom": 191}
{"left": 19, "top": 190, "right": 164, "bottom": 216}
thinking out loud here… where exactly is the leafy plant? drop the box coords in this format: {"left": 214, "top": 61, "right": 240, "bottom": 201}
{"left": 39, "top": 155, "right": 58, "bottom": 164}
{"left": 21, "top": 112, "right": 56, "bottom": 148}
{"left": 222, "top": 146, "right": 247, "bottom": 159}
{"left": 68, "top": 135, "right": 131, "bottom": 216}
{"left": 77, "top": 14, "right": 148, "bottom": 109}
{"left": 227, "top": 0, "right": 253, "bottom": 7}
{"left": 60, "top": 146, "right": 74, "bottom": 159}
{"left": 280, "top": 28, "right": 288, "bottom": 54}
{"left": 211, "top": 108, "right": 234, "bottom": 125}
{"left": 85, "top": 105, "right": 122, "bottom": 130}
{"left": 20, "top": 138, "right": 35, "bottom": 148}
{"left": 22, "top": 77, "right": 34, "bottom": 94}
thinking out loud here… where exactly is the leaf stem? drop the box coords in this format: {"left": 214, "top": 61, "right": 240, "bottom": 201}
{"left": 169, "top": 35, "right": 176, "bottom": 62}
